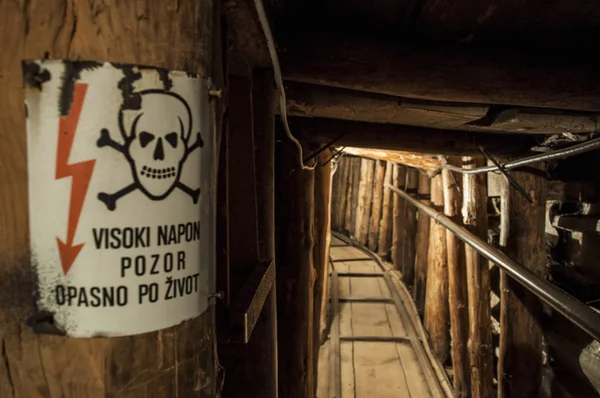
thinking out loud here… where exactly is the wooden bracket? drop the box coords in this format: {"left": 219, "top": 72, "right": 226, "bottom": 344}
{"left": 229, "top": 260, "right": 275, "bottom": 343}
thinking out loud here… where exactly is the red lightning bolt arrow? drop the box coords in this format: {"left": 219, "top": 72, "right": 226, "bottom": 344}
{"left": 55, "top": 83, "right": 96, "bottom": 275}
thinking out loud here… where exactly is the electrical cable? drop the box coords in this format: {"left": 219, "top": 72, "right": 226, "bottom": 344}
{"left": 252, "top": 0, "right": 317, "bottom": 170}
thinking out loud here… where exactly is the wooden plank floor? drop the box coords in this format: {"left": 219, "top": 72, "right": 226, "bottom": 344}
{"left": 318, "top": 234, "right": 445, "bottom": 398}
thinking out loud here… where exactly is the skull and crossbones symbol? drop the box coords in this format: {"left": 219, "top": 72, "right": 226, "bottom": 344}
{"left": 97, "top": 89, "right": 203, "bottom": 211}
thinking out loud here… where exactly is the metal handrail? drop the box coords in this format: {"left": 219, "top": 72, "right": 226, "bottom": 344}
{"left": 387, "top": 184, "right": 600, "bottom": 341}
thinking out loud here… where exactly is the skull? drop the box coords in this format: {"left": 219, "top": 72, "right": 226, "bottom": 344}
{"left": 123, "top": 91, "right": 192, "bottom": 199}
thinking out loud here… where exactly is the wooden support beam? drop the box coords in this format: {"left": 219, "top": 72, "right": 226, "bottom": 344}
{"left": 275, "top": 132, "right": 316, "bottom": 398}
{"left": 401, "top": 168, "right": 419, "bottom": 286}
{"left": 342, "top": 147, "right": 440, "bottom": 173}
{"left": 462, "top": 156, "right": 494, "bottom": 398}
{"left": 414, "top": 173, "right": 432, "bottom": 316}
{"left": 377, "top": 162, "right": 395, "bottom": 258}
{"left": 368, "top": 160, "right": 386, "bottom": 251}
{"left": 442, "top": 158, "right": 470, "bottom": 396}
{"left": 313, "top": 150, "right": 333, "bottom": 390}
{"left": 283, "top": 82, "right": 600, "bottom": 135}
{"left": 355, "top": 159, "right": 375, "bottom": 246}
{"left": 282, "top": 35, "right": 600, "bottom": 112}
{"left": 343, "top": 158, "right": 358, "bottom": 233}
{"left": 498, "top": 164, "right": 548, "bottom": 398}
{"left": 424, "top": 174, "right": 450, "bottom": 363}
{"left": 331, "top": 157, "right": 349, "bottom": 231}
{"left": 0, "top": 0, "right": 216, "bottom": 396}
{"left": 392, "top": 165, "right": 407, "bottom": 271}
{"left": 349, "top": 158, "right": 361, "bottom": 235}
{"left": 292, "top": 117, "right": 539, "bottom": 156}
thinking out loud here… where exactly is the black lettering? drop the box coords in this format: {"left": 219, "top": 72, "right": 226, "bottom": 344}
{"left": 92, "top": 228, "right": 106, "bottom": 249}
{"left": 77, "top": 288, "right": 89, "bottom": 307}
{"left": 90, "top": 287, "right": 101, "bottom": 307}
{"left": 122, "top": 228, "right": 133, "bottom": 248}
{"left": 177, "top": 251, "right": 186, "bottom": 270}
{"left": 121, "top": 256, "right": 132, "bottom": 277}
{"left": 67, "top": 286, "right": 77, "bottom": 305}
{"left": 110, "top": 228, "right": 121, "bottom": 249}
{"left": 192, "top": 221, "right": 200, "bottom": 241}
{"left": 103, "top": 287, "right": 114, "bottom": 306}
{"left": 150, "top": 254, "right": 160, "bottom": 275}
{"left": 185, "top": 275, "right": 193, "bottom": 294}
{"left": 139, "top": 283, "right": 159, "bottom": 304}
{"left": 164, "top": 277, "right": 174, "bottom": 300}
{"left": 134, "top": 255, "right": 146, "bottom": 276}
{"left": 135, "top": 228, "right": 146, "bottom": 248}
{"left": 164, "top": 252, "right": 173, "bottom": 273}
{"left": 116, "top": 286, "right": 128, "bottom": 306}
{"left": 56, "top": 285, "right": 65, "bottom": 305}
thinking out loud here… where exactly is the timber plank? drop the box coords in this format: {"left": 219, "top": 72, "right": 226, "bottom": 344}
{"left": 349, "top": 277, "right": 391, "bottom": 299}
{"left": 353, "top": 342, "right": 412, "bottom": 398}
{"left": 334, "top": 260, "right": 380, "bottom": 274}
{"left": 349, "top": 303, "right": 393, "bottom": 337}
{"left": 331, "top": 246, "right": 370, "bottom": 261}
{"left": 340, "top": 342, "right": 356, "bottom": 398}
{"left": 396, "top": 344, "right": 433, "bottom": 398}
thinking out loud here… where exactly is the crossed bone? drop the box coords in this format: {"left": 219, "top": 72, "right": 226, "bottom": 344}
{"left": 96, "top": 129, "right": 203, "bottom": 211}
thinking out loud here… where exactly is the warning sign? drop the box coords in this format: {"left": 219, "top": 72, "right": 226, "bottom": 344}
{"left": 24, "top": 60, "right": 215, "bottom": 337}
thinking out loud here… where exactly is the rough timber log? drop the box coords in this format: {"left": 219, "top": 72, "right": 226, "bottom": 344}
{"left": 343, "top": 158, "right": 357, "bottom": 233}
{"left": 424, "top": 174, "right": 450, "bottom": 363}
{"left": 0, "top": 1, "right": 216, "bottom": 396}
{"left": 442, "top": 158, "right": 470, "bottom": 397}
{"left": 377, "top": 162, "right": 395, "bottom": 258}
{"left": 355, "top": 159, "right": 375, "bottom": 246}
{"left": 292, "top": 117, "right": 539, "bottom": 156}
{"left": 498, "top": 164, "right": 548, "bottom": 398}
{"left": 282, "top": 35, "right": 600, "bottom": 112}
{"left": 392, "top": 165, "right": 407, "bottom": 270}
{"left": 343, "top": 147, "right": 440, "bottom": 178}
{"left": 313, "top": 150, "right": 333, "bottom": 388}
{"left": 331, "top": 157, "right": 349, "bottom": 230}
{"left": 275, "top": 132, "right": 315, "bottom": 398}
{"left": 349, "top": 158, "right": 361, "bottom": 236}
{"left": 414, "top": 172, "right": 431, "bottom": 315}
{"left": 401, "top": 168, "right": 419, "bottom": 286}
{"left": 368, "top": 160, "right": 386, "bottom": 251}
{"left": 462, "top": 157, "right": 494, "bottom": 398}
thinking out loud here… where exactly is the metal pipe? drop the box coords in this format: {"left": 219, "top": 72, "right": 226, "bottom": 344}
{"left": 386, "top": 184, "right": 600, "bottom": 341}
{"left": 444, "top": 136, "right": 600, "bottom": 175}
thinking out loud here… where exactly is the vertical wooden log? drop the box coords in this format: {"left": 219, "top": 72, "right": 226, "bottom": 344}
{"left": 392, "top": 165, "right": 407, "bottom": 270}
{"left": 356, "top": 159, "right": 375, "bottom": 246}
{"left": 0, "top": 1, "right": 217, "bottom": 396}
{"left": 498, "top": 164, "right": 547, "bottom": 398}
{"left": 401, "top": 168, "right": 419, "bottom": 286}
{"left": 462, "top": 156, "right": 494, "bottom": 398}
{"left": 414, "top": 172, "right": 431, "bottom": 314}
{"left": 424, "top": 174, "right": 450, "bottom": 363}
{"left": 344, "top": 158, "right": 356, "bottom": 233}
{"left": 276, "top": 133, "right": 315, "bottom": 398}
{"left": 442, "top": 159, "right": 470, "bottom": 396}
{"left": 378, "top": 162, "right": 394, "bottom": 257}
{"left": 368, "top": 160, "right": 386, "bottom": 251}
{"left": 313, "top": 150, "right": 333, "bottom": 394}
{"left": 349, "top": 158, "right": 362, "bottom": 236}
{"left": 331, "top": 157, "right": 349, "bottom": 231}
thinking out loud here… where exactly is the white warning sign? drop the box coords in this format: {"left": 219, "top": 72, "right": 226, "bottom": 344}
{"left": 24, "top": 60, "right": 215, "bottom": 337}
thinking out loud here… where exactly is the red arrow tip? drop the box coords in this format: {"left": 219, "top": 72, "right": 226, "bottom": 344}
{"left": 56, "top": 238, "right": 84, "bottom": 275}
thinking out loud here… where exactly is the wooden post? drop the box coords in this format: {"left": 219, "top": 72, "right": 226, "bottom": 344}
{"left": 401, "top": 168, "right": 419, "bottom": 286}
{"left": 313, "top": 150, "right": 333, "bottom": 392}
{"left": 355, "top": 159, "right": 375, "bottom": 245}
{"left": 344, "top": 158, "right": 356, "bottom": 233}
{"left": 424, "top": 174, "right": 450, "bottom": 363}
{"left": 392, "top": 165, "right": 407, "bottom": 270}
{"left": 414, "top": 172, "right": 431, "bottom": 315}
{"left": 276, "top": 132, "right": 316, "bottom": 398}
{"left": 345, "top": 158, "right": 361, "bottom": 235}
{"left": 368, "top": 160, "right": 386, "bottom": 251}
{"left": 498, "top": 164, "right": 547, "bottom": 398}
{"left": 378, "top": 162, "right": 394, "bottom": 258}
{"left": 331, "top": 157, "right": 349, "bottom": 231}
{"left": 442, "top": 159, "right": 470, "bottom": 396}
{"left": 462, "top": 156, "right": 494, "bottom": 398}
{"left": 0, "top": 2, "right": 217, "bottom": 396}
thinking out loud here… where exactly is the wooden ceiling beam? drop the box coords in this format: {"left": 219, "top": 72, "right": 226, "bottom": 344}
{"left": 283, "top": 82, "right": 600, "bottom": 135}
{"left": 342, "top": 147, "right": 441, "bottom": 173}
{"left": 290, "top": 117, "right": 540, "bottom": 156}
{"left": 281, "top": 35, "right": 600, "bottom": 112}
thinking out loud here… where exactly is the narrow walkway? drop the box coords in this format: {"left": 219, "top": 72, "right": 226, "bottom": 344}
{"left": 318, "top": 233, "right": 450, "bottom": 398}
